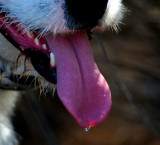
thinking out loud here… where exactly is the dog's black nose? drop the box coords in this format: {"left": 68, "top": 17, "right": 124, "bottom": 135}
{"left": 64, "top": 0, "right": 108, "bottom": 29}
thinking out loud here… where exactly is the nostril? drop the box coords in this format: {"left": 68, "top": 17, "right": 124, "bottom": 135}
{"left": 64, "top": 0, "right": 108, "bottom": 29}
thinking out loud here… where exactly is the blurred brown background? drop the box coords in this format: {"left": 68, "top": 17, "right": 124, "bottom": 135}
{"left": 13, "top": 0, "right": 160, "bottom": 145}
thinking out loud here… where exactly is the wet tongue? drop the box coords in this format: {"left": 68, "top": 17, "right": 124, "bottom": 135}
{"left": 46, "top": 31, "right": 111, "bottom": 128}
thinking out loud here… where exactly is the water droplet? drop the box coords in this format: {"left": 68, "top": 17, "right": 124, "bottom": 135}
{"left": 85, "top": 127, "right": 91, "bottom": 132}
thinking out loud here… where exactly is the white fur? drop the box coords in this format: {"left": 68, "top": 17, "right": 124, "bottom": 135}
{"left": 0, "top": 90, "right": 19, "bottom": 145}
{"left": 101, "top": 0, "right": 125, "bottom": 31}
{"left": 0, "top": 0, "right": 67, "bottom": 34}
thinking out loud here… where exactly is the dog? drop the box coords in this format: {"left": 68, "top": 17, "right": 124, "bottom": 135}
{"left": 0, "top": 0, "right": 125, "bottom": 144}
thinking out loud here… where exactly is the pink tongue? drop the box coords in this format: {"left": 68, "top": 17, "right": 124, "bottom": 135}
{"left": 47, "top": 31, "right": 111, "bottom": 127}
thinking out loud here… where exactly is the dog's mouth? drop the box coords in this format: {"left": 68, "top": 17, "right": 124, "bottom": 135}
{"left": 0, "top": 12, "right": 111, "bottom": 128}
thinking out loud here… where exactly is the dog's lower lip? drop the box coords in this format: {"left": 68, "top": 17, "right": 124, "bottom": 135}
{"left": 0, "top": 12, "right": 57, "bottom": 83}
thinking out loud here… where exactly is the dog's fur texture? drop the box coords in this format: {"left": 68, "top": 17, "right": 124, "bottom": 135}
{"left": 0, "top": 0, "right": 125, "bottom": 144}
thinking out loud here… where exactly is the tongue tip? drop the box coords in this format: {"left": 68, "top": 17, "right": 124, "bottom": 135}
{"left": 76, "top": 107, "right": 112, "bottom": 128}
{"left": 72, "top": 98, "right": 112, "bottom": 128}
{"left": 58, "top": 87, "right": 112, "bottom": 128}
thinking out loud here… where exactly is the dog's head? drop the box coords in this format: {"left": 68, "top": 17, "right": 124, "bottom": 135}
{"left": 0, "top": 0, "right": 125, "bottom": 128}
